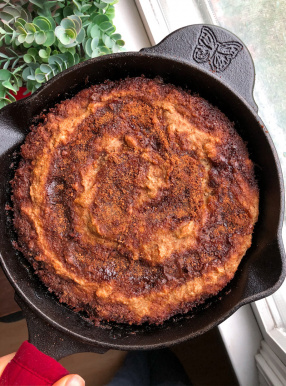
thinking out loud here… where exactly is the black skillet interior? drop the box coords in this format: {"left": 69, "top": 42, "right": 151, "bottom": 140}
{"left": 0, "top": 25, "right": 285, "bottom": 359}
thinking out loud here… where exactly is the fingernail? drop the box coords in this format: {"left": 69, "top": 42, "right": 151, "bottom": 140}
{"left": 65, "top": 374, "right": 85, "bottom": 386}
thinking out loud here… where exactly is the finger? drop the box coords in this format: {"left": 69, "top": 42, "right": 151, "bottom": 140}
{"left": 53, "top": 374, "right": 85, "bottom": 386}
{"left": 0, "top": 353, "right": 16, "bottom": 377}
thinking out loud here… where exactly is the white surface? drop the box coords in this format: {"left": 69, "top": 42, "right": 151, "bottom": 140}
{"left": 114, "top": 0, "right": 151, "bottom": 51}
{"left": 135, "top": 0, "right": 216, "bottom": 45}
{"left": 253, "top": 294, "right": 286, "bottom": 367}
{"left": 256, "top": 341, "right": 286, "bottom": 386}
{"left": 219, "top": 304, "right": 262, "bottom": 386}
{"left": 157, "top": 0, "right": 216, "bottom": 30}
{"left": 135, "top": 0, "right": 170, "bottom": 45}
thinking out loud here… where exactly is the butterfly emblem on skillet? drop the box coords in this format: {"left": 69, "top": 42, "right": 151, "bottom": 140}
{"left": 193, "top": 26, "right": 243, "bottom": 73}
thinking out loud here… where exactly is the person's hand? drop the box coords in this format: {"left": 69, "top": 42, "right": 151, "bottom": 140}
{"left": 53, "top": 373, "right": 85, "bottom": 386}
{"left": 0, "top": 352, "right": 85, "bottom": 386}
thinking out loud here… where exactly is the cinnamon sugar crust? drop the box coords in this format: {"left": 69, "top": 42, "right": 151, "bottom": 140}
{"left": 12, "top": 77, "right": 259, "bottom": 324}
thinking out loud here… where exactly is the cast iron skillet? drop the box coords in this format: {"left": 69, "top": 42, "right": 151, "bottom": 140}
{"left": 0, "top": 24, "right": 285, "bottom": 360}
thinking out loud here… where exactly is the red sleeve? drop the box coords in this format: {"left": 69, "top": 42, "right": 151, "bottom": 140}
{"left": 0, "top": 341, "right": 69, "bottom": 386}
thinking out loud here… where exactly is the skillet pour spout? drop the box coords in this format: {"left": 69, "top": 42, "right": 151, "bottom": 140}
{"left": 0, "top": 24, "right": 285, "bottom": 360}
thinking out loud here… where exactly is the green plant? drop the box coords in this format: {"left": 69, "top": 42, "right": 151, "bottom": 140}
{"left": 0, "top": 0, "right": 125, "bottom": 108}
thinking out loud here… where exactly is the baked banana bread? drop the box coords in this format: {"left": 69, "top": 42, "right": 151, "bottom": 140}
{"left": 12, "top": 77, "right": 259, "bottom": 325}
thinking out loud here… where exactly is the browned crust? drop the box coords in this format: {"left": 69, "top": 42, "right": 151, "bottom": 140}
{"left": 12, "top": 77, "right": 259, "bottom": 325}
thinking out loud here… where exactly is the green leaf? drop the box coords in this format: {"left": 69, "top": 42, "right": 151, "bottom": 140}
{"left": 81, "top": 4, "right": 92, "bottom": 12}
{"left": 74, "top": 52, "right": 80, "bottom": 64}
{"left": 64, "top": 51, "right": 75, "bottom": 67}
{"left": 23, "top": 41, "right": 32, "bottom": 48}
{"left": 55, "top": 25, "right": 64, "bottom": 37}
{"left": 4, "top": 6, "right": 21, "bottom": 18}
{"left": 34, "top": 31, "right": 46, "bottom": 44}
{"left": 13, "top": 21, "right": 24, "bottom": 33}
{"left": 3, "top": 60, "right": 10, "bottom": 70}
{"left": 63, "top": 6, "right": 73, "bottom": 18}
{"left": 116, "top": 39, "right": 124, "bottom": 47}
{"left": 2, "top": 79, "right": 17, "bottom": 93}
{"left": 91, "top": 48, "right": 100, "bottom": 58}
{"left": 16, "top": 25, "right": 27, "bottom": 35}
{"left": 15, "top": 18, "right": 26, "bottom": 28}
{"left": 61, "top": 18, "right": 75, "bottom": 30}
{"left": 45, "top": 16, "right": 56, "bottom": 30}
{"left": 86, "top": 22, "right": 93, "bottom": 36}
{"left": 103, "top": 34, "right": 113, "bottom": 49}
{"left": 28, "top": 47, "right": 39, "bottom": 57}
{"left": 48, "top": 55, "right": 64, "bottom": 66}
{"left": 57, "top": 41, "right": 68, "bottom": 53}
{"left": 73, "top": 0, "right": 81, "bottom": 11}
{"left": 12, "top": 74, "right": 22, "bottom": 88}
{"left": 99, "top": 21, "right": 114, "bottom": 33}
{"left": 17, "top": 34, "right": 26, "bottom": 44}
{"left": 4, "top": 34, "right": 12, "bottom": 45}
{"left": 23, "top": 54, "right": 34, "bottom": 63}
{"left": 6, "top": 91, "right": 17, "bottom": 102}
{"left": 25, "top": 33, "right": 34, "bottom": 44}
{"left": 30, "top": 0, "right": 44, "bottom": 8}
{"left": 43, "top": 30, "right": 55, "bottom": 47}
{"left": 31, "top": 23, "right": 41, "bottom": 32}
{"left": 91, "top": 37, "right": 99, "bottom": 50}
{"left": 111, "top": 33, "right": 121, "bottom": 41}
{"left": 76, "top": 28, "right": 85, "bottom": 43}
{"left": 90, "top": 24, "right": 100, "bottom": 38}
{"left": 100, "top": 46, "right": 110, "bottom": 54}
{"left": 3, "top": 22, "right": 13, "bottom": 33}
{"left": 26, "top": 79, "right": 36, "bottom": 91}
{"left": 0, "top": 99, "right": 10, "bottom": 108}
{"left": 19, "top": 8, "right": 29, "bottom": 23}
{"left": 68, "top": 15, "right": 82, "bottom": 33}
{"left": 85, "top": 38, "right": 92, "bottom": 57}
{"left": 33, "top": 16, "right": 51, "bottom": 31}
{"left": 56, "top": 27, "right": 72, "bottom": 45}
{"left": 40, "top": 64, "right": 53, "bottom": 74}
{"left": 108, "top": 25, "right": 116, "bottom": 34}
{"left": 22, "top": 66, "right": 33, "bottom": 81}
{"left": 65, "top": 28, "right": 77, "bottom": 39}
{"left": 34, "top": 70, "right": 46, "bottom": 83}
{"left": 42, "top": 0, "right": 59, "bottom": 9}
{"left": 0, "top": 11, "right": 14, "bottom": 23}
{"left": 93, "top": 2, "right": 108, "bottom": 9}
{"left": 12, "top": 63, "right": 25, "bottom": 72}
{"left": 0, "top": 69, "right": 11, "bottom": 81}
{"left": 80, "top": 14, "right": 91, "bottom": 26}
{"left": 105, "top": 6, "right": 115, "bottom": 20}
{"left": 25, "top": 23, "right": 37, "bottom": 33}
{"left": 39, "top": 49, "right": 48, "bottom": 59}
{"left": 92, "top": 14, "right": 109, "bottom": 25}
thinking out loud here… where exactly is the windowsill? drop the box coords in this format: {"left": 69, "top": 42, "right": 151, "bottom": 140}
{"left": 219, "top": 305, "right": 262, "bottom": 386}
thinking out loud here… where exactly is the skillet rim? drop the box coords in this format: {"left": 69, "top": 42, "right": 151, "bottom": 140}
{"left": 0, "top": 49, "right": 285, "bottom": 350}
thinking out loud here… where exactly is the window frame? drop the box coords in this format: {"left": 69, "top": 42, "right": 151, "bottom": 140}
{"left": 252, "top": 280, "right": 286, "bottom": 367}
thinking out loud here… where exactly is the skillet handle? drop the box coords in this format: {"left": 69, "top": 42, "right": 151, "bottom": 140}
{"left": 15, "top": 294, "right": 108, "bottom": 361}
{"left": 140, "top": 24, "right": 258, "bottom": 112}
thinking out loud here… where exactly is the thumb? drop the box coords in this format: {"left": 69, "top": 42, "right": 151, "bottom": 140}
{"left": 53, "top": 374, "right": 85, "bottom": 386}
{"left": 0, "top": 353, "right": 16, "bottom": 377}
